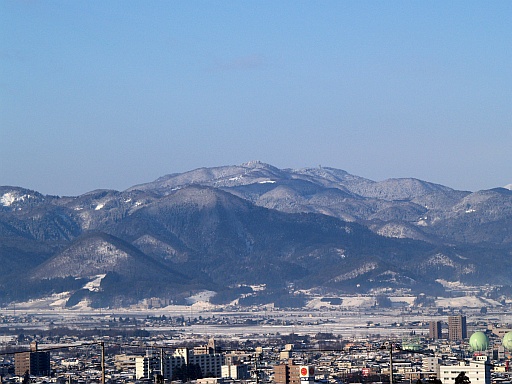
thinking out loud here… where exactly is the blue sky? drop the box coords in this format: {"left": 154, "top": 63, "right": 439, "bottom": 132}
{"left": 1, "top": 1, "right": 511, "bottom": 196}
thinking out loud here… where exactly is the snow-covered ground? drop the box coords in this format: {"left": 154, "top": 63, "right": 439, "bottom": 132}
{"left": 435, "top": 296, "right": 501, "bottom": 308}
{"left": 306, "top": 296, "right": 417, "bottom": 310}
{"left": 83, "top": 274, "right": 106, "bottom": 292}
{"left": 12, "top": 276, "right": 106, "bottom": 310}
{"left": 306, "top": 296, "right": 372, "bottom": 309}
{"left": 185, "top": 290, "right": 217, "bottom": 305}
{"left": 13, "top": 292, "right": 72, "bottom": 310}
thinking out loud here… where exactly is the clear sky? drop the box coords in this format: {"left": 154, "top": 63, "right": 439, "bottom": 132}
{"left": 1, "top": 1, "right": 511, "bottom": 196}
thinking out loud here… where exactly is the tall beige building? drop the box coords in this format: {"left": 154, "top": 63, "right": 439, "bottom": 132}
{"left": 429, "top": 321, "right": 442, "bottom": 339}
{"left": 14, "top": 342, "right": 51, "bottom": 376}
{"left": 448, "top": 315, "right": 467, "bottom": 341}
{"left": 274, "top": 360, "right": 301, "bottom": 384}
{"left": 274, "top": 361, "right": 315, "bottom": 384}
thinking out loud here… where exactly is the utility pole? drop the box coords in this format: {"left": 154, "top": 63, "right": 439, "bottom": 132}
{"left": 381, "top": 342, "right": 397, "bottom": 384}
{"left": 101, "top": 342, "right": 105, "bottom": 384}
{"left": 160, "top": 348, "right": 164, "bottom": 379}
{"left": 254, "top": 353, "right": 259, "bottom": 384}
{"left": 390, "top": 345, "right": 393, "bottom": 384}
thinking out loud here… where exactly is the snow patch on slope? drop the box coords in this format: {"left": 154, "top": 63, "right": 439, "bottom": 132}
{"left": 185, "top": 290, "right": 216, "bottom": 304}
{"left": 83, "top": 274, "right": 106, "bottom": 292}
{"left": 1, "top": 192, "right": 35, "bottom": 207}
{"left": 10, "top": 292, "right": 71, "bottom": 310}
{"left": 435, "top": 296, "right": 502, "bottom": 308}
{"left": 425, "top": 253, "right": 456, "bottom": 267}
{"left": 331, "top": 262, "right": 378, "bottom": 282}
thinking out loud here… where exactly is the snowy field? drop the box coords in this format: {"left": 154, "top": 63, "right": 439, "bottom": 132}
{"left": 4, "top": 285, "right": 511, "bottom": 340}
{"left": 4, "top": 303, "right": 512, "bottom": 340}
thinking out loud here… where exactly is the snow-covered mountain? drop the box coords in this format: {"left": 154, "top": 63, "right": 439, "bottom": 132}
{"left": 1, "top": 162, "right": 511, "bottom": 307}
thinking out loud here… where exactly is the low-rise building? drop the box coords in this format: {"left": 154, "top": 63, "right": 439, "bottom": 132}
{"left": 439, "top": 356, "right": 491, "bottom": 384}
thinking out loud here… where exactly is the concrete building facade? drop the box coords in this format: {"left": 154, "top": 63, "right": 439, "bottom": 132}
{"left": 221, "top": 363, "right": 250, "bottom": 379}
{"left": 429, "top": 321, "right": 443, "bottom": 339}
{"left": 173, "top": 347, "right": 224, "bottom": 377}
{"left": 274, "top": 361, "right": 315, "bottom": 384}
{"left": 274, "top": 362, "right": 302, "bottom": 384}
{"left": 14, "top": 342, "right": 51, "bottom": 376}
{"left": 448, "top": 315, "right": 467, "bottom": 341}
{"left": 135, "top": 346, "right": 224, "bottom": 380}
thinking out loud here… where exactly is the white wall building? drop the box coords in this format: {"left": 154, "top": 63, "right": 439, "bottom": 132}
{"left": 187, "top": 351, "right": 224, "bottom": 377}
{"left": 135, "top": 351, "right": 180, "bottom": 380}
{"left": 135, "top": 347, "right": 224, "bottom": 380}
{"left": 135, "top": 353, "right": 161, "bottom": 380}
{"left": 439, "top": 356, "right": 491, "bottom": 384}
{"left": 221, "top": 363, "right": 250, "bottom": 379}
{"left": 422, "top": 356, "right": 441, "bottom": 376}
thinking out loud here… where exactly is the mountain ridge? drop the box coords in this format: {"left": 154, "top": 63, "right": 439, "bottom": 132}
{"left": 1, "top": 162, "right": 510, "bottom": 307}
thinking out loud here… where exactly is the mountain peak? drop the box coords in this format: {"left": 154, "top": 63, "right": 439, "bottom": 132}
{"left": 241, "top": 160, "right": 265, "bottom": 167}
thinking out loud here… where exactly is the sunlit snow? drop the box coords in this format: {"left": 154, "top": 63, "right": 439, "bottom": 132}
{"left": 83, "top": 274, "right": 106, "bottom": 292}
{"left": 332, "top": 263, "right": 377, "bottom": 282}
{"left": 49, "top": 292, "right": 72, "bottom": 307}
{"left": 185, "top": 290, "right": 216, "bottom": 304}
{"left": 1, "top": 192, "right": 34, "bottom": 207}
{"left": 250, "top": 284, "right": 266, "bottom": 292}
{"left": 1, "top": 193, "right": 15, "bottom": 206}
{"left": 435, "top": 296, "right": 501, "bottom": 308}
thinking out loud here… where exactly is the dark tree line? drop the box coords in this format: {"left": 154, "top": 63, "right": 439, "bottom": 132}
{"left": 172, "top": 363, "right": 203, "bottom": 381}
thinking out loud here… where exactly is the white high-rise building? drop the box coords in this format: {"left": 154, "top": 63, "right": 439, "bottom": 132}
{"left": 135, "top": 345, "right": 224, "bottom": 380}
{"left": 135, "top": 352, "right": 165, "bottom": 380}
{"left": 135, "top": 351, "right": 184, "bottom": 380}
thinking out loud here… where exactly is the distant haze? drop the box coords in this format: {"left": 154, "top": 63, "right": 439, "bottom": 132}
{"left": 1, "top": 2, "right": 511, "bottom": 196}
